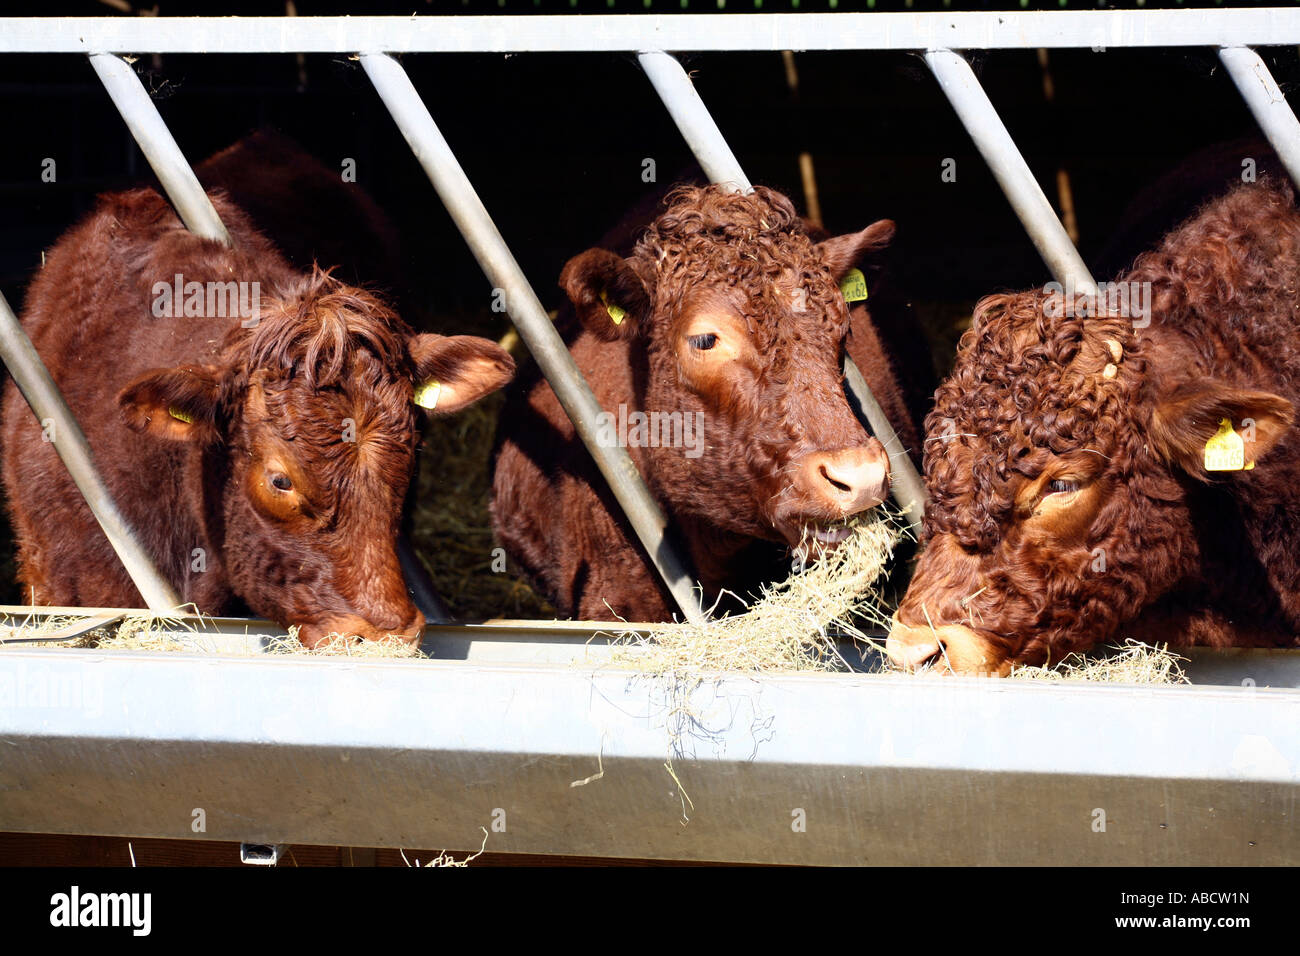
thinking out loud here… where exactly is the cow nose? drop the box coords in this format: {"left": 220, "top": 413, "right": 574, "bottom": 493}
{"left": 797, "top": 442, "right": 891, "bottom": 515}
{"left": 297, "top": 610, "right": 426, "bottom": 649}
{"left": 886, "top": 615, "right": 1012, "bottom": 676}
{"left": 885, "top": 633, "right": 943, "bottom": 671}
{"left": 886, "top": 616, "right": 949, "bottom": 671}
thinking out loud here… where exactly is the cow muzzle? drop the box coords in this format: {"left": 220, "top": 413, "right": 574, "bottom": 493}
{"left": 793, "top": 441, "right": 891, "bottom": 518}
{"left": 885, "top": 615, "right": 1013, "bottom": 676}
{"left": 296, "top": 610, "right": 426, "bottom": 649}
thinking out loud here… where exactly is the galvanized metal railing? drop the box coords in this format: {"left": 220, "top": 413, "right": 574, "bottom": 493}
{"left": 2, "top": 12, "right": 1299, "bottom": 53}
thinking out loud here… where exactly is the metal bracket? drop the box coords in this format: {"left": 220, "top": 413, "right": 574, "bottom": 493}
{"left": 239, "top": 843, "right": 286, "bottom": 866}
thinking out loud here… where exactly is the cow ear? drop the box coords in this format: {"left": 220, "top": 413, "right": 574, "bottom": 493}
{"left": 408, "top": 334, "right": 515, "bottom": 416}
{"left": 1149, "top": 379, "right": 1294, "bottom": 478}
{"left": 816, "top": 219, "right": 896, "bottom": 282}
{"left": 559, "top": 249, "right": 649, "bottom": 342}
{"left": 118, "top": 366, "right": 222, "bottom": 444}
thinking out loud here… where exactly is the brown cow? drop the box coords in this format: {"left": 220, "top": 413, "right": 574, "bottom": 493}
{"left": 1, "top": 183, "right": 513, "bottom": 647}
{"left": 887, "top": 180, "right": 1300, "bottom": 675}
{"left": 491, "top": 184, "right": 908, "bottom": 621}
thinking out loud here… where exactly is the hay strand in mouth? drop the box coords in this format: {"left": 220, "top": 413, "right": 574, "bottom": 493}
{"left": 610, "top": 508, "right": 908, "bottom": 677}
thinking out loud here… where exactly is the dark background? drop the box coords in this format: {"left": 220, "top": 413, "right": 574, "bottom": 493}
{"left": 0, "top": 1, "right": 1294, "bottom": 606}
{"left": 3, "top": 3, "right": 1293, "bottom": 318}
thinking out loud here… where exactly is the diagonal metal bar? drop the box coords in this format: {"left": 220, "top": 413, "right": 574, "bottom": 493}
{"left": 89, "top": 53, "right": 232, "bottom": 246}
{"left": 925, "top": 48, "right": 1097, "bottom": 295}
{"left": 1218, "top": 46, "right": 1300, "bottom": 191}
{"left": 359, "top": 52, "right": 706, "bottom": 626}
{"left": 638, "top": 51, "right": 753, "bottom": 193}
{"left": 639, "top": 51, "right": 927, "bottom": 534}
{"left": 0, "top": 292, "right": 180, "bottom": 611}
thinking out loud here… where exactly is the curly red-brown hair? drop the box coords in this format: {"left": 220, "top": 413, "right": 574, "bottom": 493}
{"left": 893, "top": 179, "right": 1300, "bottom": 671}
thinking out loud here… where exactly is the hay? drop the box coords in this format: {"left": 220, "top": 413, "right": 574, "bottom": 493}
{"left": 95, "top": 618, "right": 426, "bottom": 657}
{"left": 400, "top": 828, "right": 489, "bottom": 868}
{"left": 91, "top": 613, "right": 198, "bottom": 652}
{"left": 602, "top": 510, "right": 905, "bottom": 822}
{"left": 409, "top": 390, "right": 554, "bottom": 621}
{"left": 3, "top": 608, "right": 429, "bottom": 658}
{"left": 610, "top": 509, "right": 907, "bottom": 676}
{"left": 0, "top": 610, "right": 101, "bottom": 647}
{"left": 606, "top": 505, "right": 1188, "bottom": 686}
{"left": 1008, "top": 638, "right": 1189, "bottom": 685}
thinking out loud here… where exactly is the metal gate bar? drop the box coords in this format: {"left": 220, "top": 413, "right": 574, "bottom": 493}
{"left": 0, "top": 296, "right": 179, "bottom": 612}
{"left": 89, "top": 53, "right": 231, "bottom": 245}
{"left": 359, "top": 52, "right": 707, "bottom": 625}
{"left": 4, "top": 12, "right": 1300, "bottom": 54}
{"left": 925, "top": 48, "right": 1099, "bottom": 295}
{"left": 5, "top": 602, "right": 1296, "bottom": 686}
{"left": 639, "top": 50, "right": 928, "bottom": 532}
{"left": 2, "top": 642, "right": 1295, "bottom": 864}
{"left": 637, "top": 50, "right": 753, "bottom": 192}
{"left": 1219, "top": 46, "right": 1300, "bottom": 190}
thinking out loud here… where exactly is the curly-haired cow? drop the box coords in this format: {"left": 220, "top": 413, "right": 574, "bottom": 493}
{"left": 888, "top": 180, "right": 1299, "bottom": 674}
{"left": 491, "top": 184, "right": 913, "bottom": 621}
{"left": 2, "top": 181, "right": 513, "bottom": 647}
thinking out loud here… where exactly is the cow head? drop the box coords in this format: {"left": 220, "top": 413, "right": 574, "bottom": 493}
{"left": 887, "top": 289, "right": 1294, "bottom": 675}
{"left": 119, "top": 270, "right": 514, "bottom": 647}
{"left": 559, "top": 185, "right": 893, "bottom": 553}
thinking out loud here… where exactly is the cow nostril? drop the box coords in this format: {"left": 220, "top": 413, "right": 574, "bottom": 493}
{"left": 921, "top": 642, "right": 947, "bottom": 670}
{"left": 819, "top": 465, "right": 852, "bottom": 494}
{"left": 803, "top": 447, "right": 889, "bottom": 513}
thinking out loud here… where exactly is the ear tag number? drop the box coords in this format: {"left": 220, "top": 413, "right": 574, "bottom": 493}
{"left": 413, "top": 380, "right": 441, "bottom": 410}
{"left": 840, "top": 269, "right": 869, "bottom": 304}
{"left": 168, "top": 406, "right": 194, "bottom": 424}
{"left": 1204, "top": 418, "right": 1247, "bottom": 471}
{"left": 599, "top": 290, "right": 626, "bottom": 326}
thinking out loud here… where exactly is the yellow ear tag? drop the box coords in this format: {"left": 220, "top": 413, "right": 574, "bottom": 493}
{"left": 413, "top": 380, "right": 441, "bottom": 410}
{"left": 840, "top": 268, "right": 869, "bottom": 304}
{"left": 167, "top": 406, "right": 194, "bottom": 424}
{"left": 1204, "top": 418, "right": 1247, "bottom": 471}
{"left": 599, "top": 290, "right": 626, "bottom": 326}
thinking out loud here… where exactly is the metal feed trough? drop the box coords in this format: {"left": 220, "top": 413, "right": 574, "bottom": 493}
{"left": 0, "top": 12, "right": 1298, "bottom": 865}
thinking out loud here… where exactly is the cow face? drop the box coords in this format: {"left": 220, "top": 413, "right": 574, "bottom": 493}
{"left": 887, "top": 291, "right": 1294, "bottom": 675}
{"left": 560, "top": 185, "right": 892, "bottom": 552}
{"left": 119, "top": 272, "right": 514, "bottom": 647}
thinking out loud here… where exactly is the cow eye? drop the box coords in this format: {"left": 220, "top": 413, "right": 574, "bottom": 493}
{"left": 270, "top": 473, "right": 293, "bottom": 493}
{"left": 1047, "top": 478, "right": 1079, "bottom": 495}
{"left": 687, "top": 333, "right": 718, "bottom": 351}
